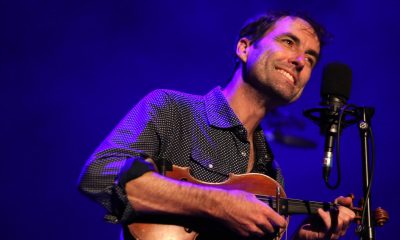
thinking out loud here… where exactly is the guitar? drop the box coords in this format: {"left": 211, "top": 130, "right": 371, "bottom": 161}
{"left": 127, "top": 165, "right": 387, "bottom": 240}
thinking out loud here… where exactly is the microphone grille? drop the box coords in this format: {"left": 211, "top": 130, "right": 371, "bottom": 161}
{"left": 321, "top": 62, "right": 352, "bottom": 101}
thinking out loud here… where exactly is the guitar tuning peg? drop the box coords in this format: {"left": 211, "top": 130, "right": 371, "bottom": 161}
{"left": 374, "top": 207, "right": 389, "bottom": 227}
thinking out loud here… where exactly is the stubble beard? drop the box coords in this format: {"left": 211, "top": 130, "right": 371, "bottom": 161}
{"left": 244, "top": 64, "right": 298, "bottom": 107}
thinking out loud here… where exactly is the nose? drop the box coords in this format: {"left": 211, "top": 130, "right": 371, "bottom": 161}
{"left": 290, "top": 54, "right": 305, "bottom": 72}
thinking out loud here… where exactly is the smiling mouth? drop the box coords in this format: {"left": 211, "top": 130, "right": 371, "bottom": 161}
{"left": 275, "top": 67, "right": 295, "bottom": 84}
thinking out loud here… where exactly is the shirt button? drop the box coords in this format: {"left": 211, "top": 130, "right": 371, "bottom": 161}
{"left": 208, "top": 164, "right": 213, "bottom": 169}
{"left": 241, "top": 151, "right": 247, "bottom": 157}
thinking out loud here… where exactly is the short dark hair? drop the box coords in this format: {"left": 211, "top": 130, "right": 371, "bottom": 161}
{"left": 234, "top": 11, "right": 329, "bottom": 67}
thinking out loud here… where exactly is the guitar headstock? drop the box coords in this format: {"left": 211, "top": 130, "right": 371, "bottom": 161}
{"left": 352, "top": 196, "right": 389, "bottom": 227}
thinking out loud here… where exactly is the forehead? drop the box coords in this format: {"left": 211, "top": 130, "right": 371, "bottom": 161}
{"left": 265, "top": 16, "right": 320, "bottom": 51}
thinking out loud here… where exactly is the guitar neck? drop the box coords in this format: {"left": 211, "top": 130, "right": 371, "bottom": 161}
{"left": 256, "top": 195, "right": 334, "bottom": 215}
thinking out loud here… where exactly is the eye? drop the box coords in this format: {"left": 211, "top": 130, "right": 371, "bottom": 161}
{"left": 305, "top": 56, "right": 315, "bottom": 67}
{"left": 282, "top": 38, "right": 294, "bottom": 47}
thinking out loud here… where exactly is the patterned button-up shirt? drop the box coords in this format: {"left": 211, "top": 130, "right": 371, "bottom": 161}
{"left": 78, "top": 87, "right": 283, "bottom": 225}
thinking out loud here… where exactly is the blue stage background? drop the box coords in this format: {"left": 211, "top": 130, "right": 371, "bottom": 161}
{"left": 2, "top": 0, "right": 398, "bottom": 239}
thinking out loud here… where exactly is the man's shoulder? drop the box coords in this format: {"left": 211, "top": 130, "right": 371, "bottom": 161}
{"left": 144, "top": 88, "right": 207, "bottom": 106}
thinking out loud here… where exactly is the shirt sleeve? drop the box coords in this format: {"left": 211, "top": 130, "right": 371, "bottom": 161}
{"left": 77, "top": 90, "right": 175, "bottom": 224}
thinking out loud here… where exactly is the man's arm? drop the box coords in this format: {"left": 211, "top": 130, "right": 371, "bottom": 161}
{"left": 125, "top": 170, "right": 287, "bottom": 237}
{"left": 78, "top": 90, "right": 174, "bottom": 223}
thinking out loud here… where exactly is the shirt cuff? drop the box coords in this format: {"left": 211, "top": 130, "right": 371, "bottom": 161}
{"left": 118, "top": 156, "right": 157, "bottom": 188}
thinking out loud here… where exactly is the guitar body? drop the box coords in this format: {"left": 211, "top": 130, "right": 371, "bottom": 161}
{"left": 128, "top": 165, "right": 287, "bottom": 240}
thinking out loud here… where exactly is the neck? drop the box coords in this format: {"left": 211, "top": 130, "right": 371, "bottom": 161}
{"left": 222, "top": 68, "right": 277, "bottom": 136}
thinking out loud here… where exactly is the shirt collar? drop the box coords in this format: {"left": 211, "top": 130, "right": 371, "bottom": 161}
{"left": 204, "top": 87, "right": 242, "bottom": 129}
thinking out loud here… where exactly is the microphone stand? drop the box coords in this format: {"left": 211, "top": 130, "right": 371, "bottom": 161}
{"left": 356, "top": 107, "right": 375, "bottom": 240}
{"left": 304, "top": 105, "right": 383, "bottom": 240}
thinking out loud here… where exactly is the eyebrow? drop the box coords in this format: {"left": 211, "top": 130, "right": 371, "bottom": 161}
{"left": 280, "top": 32, "right": 320, "bottom": 62}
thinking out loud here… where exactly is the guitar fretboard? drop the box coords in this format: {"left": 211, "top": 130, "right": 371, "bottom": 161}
{"left": 256, "top": 195, "right": 335, "bottom": 215}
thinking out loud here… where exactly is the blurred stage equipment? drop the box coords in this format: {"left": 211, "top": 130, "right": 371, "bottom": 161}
{"left": 263, "top": 109, "right": 317, "bottom": 148}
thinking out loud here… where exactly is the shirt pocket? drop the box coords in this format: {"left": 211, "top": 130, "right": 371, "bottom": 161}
{"left": 189, "top": 147, "right": 229, "bottom": 183}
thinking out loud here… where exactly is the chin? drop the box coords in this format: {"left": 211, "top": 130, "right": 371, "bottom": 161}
{"left": 273, "top": 91, "right": 302, "bottom": 106}
{"left": 289, "top": 90, "right": 303, "bottom": 103}
{"left": 273, "top": 89, "right": 297, "bottom": 104}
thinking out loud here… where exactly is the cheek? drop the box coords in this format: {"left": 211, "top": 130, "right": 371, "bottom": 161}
{"left": 247, "top": 53, "right": 267, "bottom": 76}
{"left": 255, "top": 53, "right": 276, "bottom": 74}
{"left": 250, "top": 49, "right": 267, "bottom": 65}
{"left": 247, "top": 47, "right": 277, "bottom": 75}
{"left": 299, "top": 69, "right": 312, "bottom": 86}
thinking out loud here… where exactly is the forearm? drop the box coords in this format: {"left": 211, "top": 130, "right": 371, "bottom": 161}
{"left": 125, "top": 171, "right": 227, "bottom": 220}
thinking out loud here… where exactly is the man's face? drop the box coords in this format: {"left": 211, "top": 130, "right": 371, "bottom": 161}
{"left": 242, "top": 16, "right": 320, "bottom": 105}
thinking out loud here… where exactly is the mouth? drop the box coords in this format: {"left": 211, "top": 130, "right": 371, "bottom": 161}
{"left": 275, "top": 67, "right": 296, "bottom": 85}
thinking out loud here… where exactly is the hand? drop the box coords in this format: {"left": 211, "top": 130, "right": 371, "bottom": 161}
{"left": 216, "top": 189, "right": 287, "bottom": 238}
{"left": 294, "top": 196, "right": 355, "bottom": 239}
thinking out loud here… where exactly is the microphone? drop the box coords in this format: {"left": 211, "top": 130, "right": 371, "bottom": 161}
{"left": 304, "top": 62, "right": 352, "bottom": 183}
{"left": 320, "top": 63, "right": 352, "bottom": 181}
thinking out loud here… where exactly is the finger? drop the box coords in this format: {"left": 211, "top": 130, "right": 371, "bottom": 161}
{"left": 269, "top": 212, "right": 287, "bottom": 229}
{"left": 300, "top": 223, "right": 326, "bottom": 240}
{"left": 335, "top": 215, "right": 345, "bottom": 236}
{"left": 257, "top": 217, "right": 275, "bottom": 234}
{"left": 251, "top": 205, "right": 286, "bottom": 238}
{"left": 333, "top": 196, "right": 354, "bottom": 236}
{"left": 245, "top": 224, "right": 266, "bottom": 238}
{"left": 258, "top": 203, "right": 286, "bottom": 229}
{"left": 259, "top": 212, "right": 286, "bottom": 234}
{"left": 317, "top": 208, "right": 331, "bottom": 230}
{"left": 330, "top": 233, "right": 340, "bottom": 240}
{"left": 337, "top": 205, "right": 355, "bottom": 223}
{"left": 337, "top": 206, "right": 355, "bottom": 236}
{"left": 334, "top": 196, "right": 353, "bottom": 207}
{"left": 318, "top": 207, "right": 342, "bottom": 238}
{"left": 323, "top": 205, "right": 355, "bottom": 238}
{"left": 343, "top": 206, "right": 356, "bottom": 220}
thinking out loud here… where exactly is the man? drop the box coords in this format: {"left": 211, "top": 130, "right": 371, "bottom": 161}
{"left": 79, "top": 12, "right": 355, "bottom": 239}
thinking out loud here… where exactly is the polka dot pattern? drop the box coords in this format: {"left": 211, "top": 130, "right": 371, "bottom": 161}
{"left": 78, "top": 86, "right": 283, "bottom": 225}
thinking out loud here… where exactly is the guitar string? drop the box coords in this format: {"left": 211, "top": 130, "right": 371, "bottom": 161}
{"left": 255, "top": 195, "right": 332, "bottom": 206}
{"left": 256, "top": 195, "right": 360, "bottom": 217}
{"left": 255, "top": 195, "right": 334, "bottom": 213}
{"left": 255, "top": 195, "right": 331, "bottom": 207}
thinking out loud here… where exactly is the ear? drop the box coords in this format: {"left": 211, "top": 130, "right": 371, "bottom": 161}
{"left": 236, "top": 38, "right": 251, "bottom": 63}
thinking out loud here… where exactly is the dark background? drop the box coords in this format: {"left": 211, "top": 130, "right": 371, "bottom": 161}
{"left": 2, "top": 0, "right": 398, "bottom": 239}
